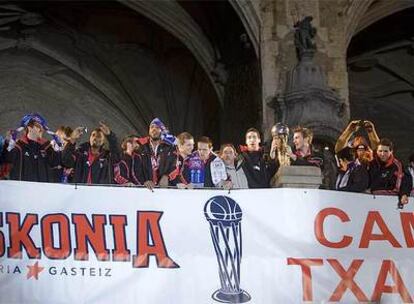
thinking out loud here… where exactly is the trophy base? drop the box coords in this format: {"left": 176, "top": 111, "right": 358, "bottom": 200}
{"left": 212, "top": 289, "right": 251, "bottom": 303}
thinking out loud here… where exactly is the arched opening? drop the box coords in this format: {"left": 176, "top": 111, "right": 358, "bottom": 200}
{"left": 0, "top": 1, "right": 261, "bottom": 148}
{"left": 347, "top": 7, "right": 414, "bottom": 161}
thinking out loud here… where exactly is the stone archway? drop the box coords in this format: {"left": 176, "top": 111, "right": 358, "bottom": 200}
{"left": 0, "top": 2, "right": 221, "bottom": 140}
{"left": 0, "top": 1, "right": 261, "bottom": 146}
{"left": 347, "top": 7, "right": 414, "bottom": 160}
{"left": 345, "top": 0, "right": 414, "bottom": 48}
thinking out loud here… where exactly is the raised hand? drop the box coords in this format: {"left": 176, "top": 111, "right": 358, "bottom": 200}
{"left": 363, "top": 120, "right": 375, "bottom": 133}
{"left": 348, "top": 120, "right": 361, "bottom": 132}
{"left": 99, "top": 121, "right": 111, "bottom": 136}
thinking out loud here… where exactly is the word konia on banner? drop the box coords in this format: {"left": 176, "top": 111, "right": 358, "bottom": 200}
{"left": 288, "top": 207, "right": 414, "bottom": 303}
{"left": 0, "top": 211, "right": 179, "bottom": 269}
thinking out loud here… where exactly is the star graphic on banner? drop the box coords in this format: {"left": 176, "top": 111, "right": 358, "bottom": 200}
{"left": 26, "top": 261, "right": 44, "bottom": 280}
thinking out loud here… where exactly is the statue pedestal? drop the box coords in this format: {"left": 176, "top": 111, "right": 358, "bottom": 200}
{"left": 271, "top": 166, "right": 322, "bottom": 188}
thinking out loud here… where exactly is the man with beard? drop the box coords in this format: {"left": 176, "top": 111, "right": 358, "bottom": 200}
{"left": 239, "top": 128, "right": 277, "bottom": 188}
{"left": 137, "top": 118, "right": 176, "bottom": 189}
{"left": 369, "top": 138, "right": 412, "bottom": 207}
{"left": 1, "top": 113, "right": 60, "bottom": 182}
{"left": 114, "top": 135, "right": 144, "bottom": 185}
{"left": 62, "top": 122, "right": 120, "bottom": 185}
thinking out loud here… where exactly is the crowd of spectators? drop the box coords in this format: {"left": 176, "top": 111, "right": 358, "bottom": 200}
{"left": 0, "top": 113, "right": 412, "bottom": 206}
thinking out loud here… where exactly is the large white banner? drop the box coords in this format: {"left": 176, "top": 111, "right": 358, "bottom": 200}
{"left": 0, "top": 181, "right": 413, "bottom": 303}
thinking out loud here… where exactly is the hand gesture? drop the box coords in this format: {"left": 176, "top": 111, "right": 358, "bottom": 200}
{"left": 223, "top": 180, "right": 233, "bottom": 190}
{"left": 5, "top": 130, "right": 13, "bottom": 142}
{"left": 158, "top": 175, "right": 169, "bottom": 188}
{"left": 270, "top": 140, "right": 278, "bottom": 160}
{"left": 347, "top": 120, "right": 361, "bottom": 133}
{"left": 363, "top": 120, "right": 375, "bottom": 133}
{"left": 144, "top": 180, "right": 155, "bottom": 191}
{"left": 400, "top": 194, "right": 409, "bottom": 206}
{"left": 99, "top": 121, "right": 111, "bottom": 136}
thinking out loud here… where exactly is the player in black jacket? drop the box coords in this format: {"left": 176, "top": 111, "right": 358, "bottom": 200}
{"left": 114, "top": 135, "right": 145, "bottom": 185}
{"left": 2, "top": 113, "right": 60, "bottom": 182}
{"left": 62, "top": 122, "right": 120, "bottom": 185}
{"left": 335, "top": 147, "right": 369, "bottom": 192}
{"left": 369, "top": 138, "right": 412, "bottom": 206}
{"left": 136, "top": 118, "right": 176, "bottom": 189}
{"left": 239, "top": 128, "right": 277, "bottom": 188}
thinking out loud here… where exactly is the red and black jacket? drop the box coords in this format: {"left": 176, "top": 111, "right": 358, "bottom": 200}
{"left": 62, "top": 132, "right": 120, "bottom": 185}
{"left": 2, "top": 136, "right": 60, "bottom": 182}
{"left": 114, "top": 152, "right": 145, "bottom": 185}
{"left": 369, "top": 155, "right": 412, "bottom": 197}
{"left": 167, "top": 151, "right": 192, "bottom": 186}
{"left": 136, "top": 137, "right": 176, "bottom": 185}
{"left": 292, "top": 145, "right": 324, "bottom": 168}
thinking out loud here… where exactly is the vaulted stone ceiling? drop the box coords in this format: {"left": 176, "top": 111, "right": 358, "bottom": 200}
{"left": 348, "top": 7, "right": 414, "bottom": 160}
{"left": 0, "top": 1, "right": 259, "bottom": 147}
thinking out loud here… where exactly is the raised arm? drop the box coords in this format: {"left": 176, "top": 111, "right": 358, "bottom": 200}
{"left": 363, "top": 120, "right": 380, "bottom": 151}
{"left": 335, "top": 120, "right": 360, "bottom": 153}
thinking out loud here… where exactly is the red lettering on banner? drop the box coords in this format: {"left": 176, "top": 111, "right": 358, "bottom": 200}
{"left": 109, "top": 215, "right": 131, "bottom": 261}
{"left": 400, "top": 212, "right": 414, "bottom": 247}
{"left": 0, "top": 213, "right": 4, "bottom": 257}
{"left": 371, "top": 260, "right": 413, "bottom": 303}
{"left": 327, "top": 259, "right": 368, "bottom": 302}
{"left": 287, "top": 258, "right": 323, "bottom": 301}
{"left": 72, "top": 214, "right": 110, "bottom": 261}
{"left": 7, "top": 213, "right": 40, "bottom": 259}
{"left": 359, "top": 211, "right": 402, "bottom": 248}
{"left": 41, "top": 214, "right": 71, "bottom": 259}
{"left": 132, "top": 211, "right": 179, "bottom": 268}
{"left": 314, "top": 208, "right": 353, "bottom": 248}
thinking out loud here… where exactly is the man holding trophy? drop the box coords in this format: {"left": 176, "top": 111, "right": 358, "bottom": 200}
{"left": 269, "top": 123, "right": 292, "bottom": 167}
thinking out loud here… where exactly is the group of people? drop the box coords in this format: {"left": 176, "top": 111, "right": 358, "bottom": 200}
{"left": 0, "top": 113, "right": 413, "bottom": 206}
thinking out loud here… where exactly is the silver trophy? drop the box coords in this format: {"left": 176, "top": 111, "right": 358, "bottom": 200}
{"left": 271, "top": 122, "right": 291, "bottom": 166}
{"left": 204, "top": 196, "right": 251, "bottom": 303}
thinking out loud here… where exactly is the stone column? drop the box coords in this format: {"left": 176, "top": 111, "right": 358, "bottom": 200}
{"left": 271, "top": 166, "right": 323, "bottom": 188}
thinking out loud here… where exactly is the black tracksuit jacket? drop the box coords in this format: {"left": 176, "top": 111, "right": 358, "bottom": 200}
{"left": 62, "top": 132, "right": 120, "bottom": 185}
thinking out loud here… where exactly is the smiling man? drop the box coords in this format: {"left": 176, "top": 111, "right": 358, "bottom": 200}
{"left": 1, "top": 113, "right": 60, "bottom": 182}
{"left": 239, "top": 128, "right": 277, "bottom": 188}
{"left": 369, "top": 138, "right": 412, "bottom": 206}
{"left": 167, "top": 132, "right": 197, "bottom": 188}
{"left": 62, "top": 122, "right": 120, "bottom": 185}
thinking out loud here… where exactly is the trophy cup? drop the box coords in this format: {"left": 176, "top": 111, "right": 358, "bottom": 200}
{"left": 271, "top": 123, "right": 291, "bottom": 166}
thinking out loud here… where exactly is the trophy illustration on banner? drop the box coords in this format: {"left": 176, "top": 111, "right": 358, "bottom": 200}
{"left": 204, "top": 196, "right": 251, "bottom": 303}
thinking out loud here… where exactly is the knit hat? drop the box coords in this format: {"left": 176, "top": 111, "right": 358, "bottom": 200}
{"left": 20, "top": 113, "right": 49, "bottom": 130}
{"left": 150, "top": 118, "right": 167, "bottom": 133}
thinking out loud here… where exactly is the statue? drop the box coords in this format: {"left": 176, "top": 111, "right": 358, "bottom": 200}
{"left": 294, "top": 16, "right": 317, "bottom": 60}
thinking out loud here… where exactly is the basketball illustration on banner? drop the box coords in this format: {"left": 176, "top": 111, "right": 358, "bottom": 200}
{"left": 204, "top": 196, "right": 251, "bottom": 303}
